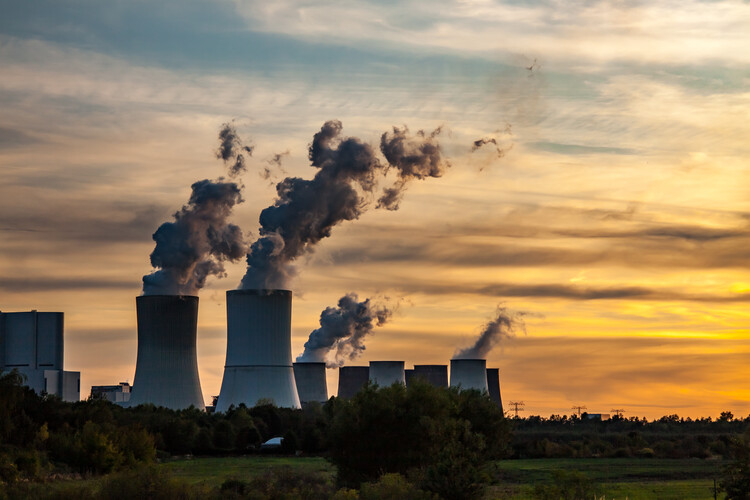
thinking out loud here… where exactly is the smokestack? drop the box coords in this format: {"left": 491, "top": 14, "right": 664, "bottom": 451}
{"left": 337, "top": 366, "right": 369, "bottom": 399}
{"left": 216, "top": 289, "right": 300, "bottom": 411}
{"left": 412, "top": 364, "right": 449, "bottom": 388}
{"left": 369, "top": 361, "right": 405, "bottom": 387}
{"left": 129, "top": 295, "right": 205, "bottom": 410}
{"left": 450, "top": 358, "right": 488, "bottom": 393}
{"left": 293, "top": 362, "right": 328, "bottom": 405}
{"left": 486, "top": 368, "right": 504, "bottom": 413}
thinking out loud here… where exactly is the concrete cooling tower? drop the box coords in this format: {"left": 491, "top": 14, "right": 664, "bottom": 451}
{"left": 486, "top": 367, "right": 503, "bottom": 413}
{"left": 216, "top": 290, "right": 300, "bottom": 411}
{"left": 337, "top": 366, "right": 369, "bottom": 399}
{"left": 404, "top": 368, "right": 414, "bottom": 387}
{"left": 129, "top": 295, "right": 205, "bottom": 410}
{"left": 369, "top": 361, "right": 405, "bottom": 387}
{"left": 412, "top": 364, "right": 449, "bottom": 388}
{"left": 293, "top": 362, "right": 328, "bottom": 405}
{"left": 450, "top": 359, "right": 488, "bottom": 392}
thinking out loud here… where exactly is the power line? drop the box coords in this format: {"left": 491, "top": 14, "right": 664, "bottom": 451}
{"left": 610, "top": 408, "right": 626, "bottom": 418}
{"left": 571, "top": 405, "right": 587, "bottom": 417}
{"left": 508, "top": 401, "right": 525, "bottom": 418}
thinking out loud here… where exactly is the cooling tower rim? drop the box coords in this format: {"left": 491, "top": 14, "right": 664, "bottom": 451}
{"left": 136, "top": 294, "right": 198, "bottom": 300}
{"left": 451, "top": 358, "right": 487, "bottom": 362}
{"left": 370, "top": 360, "right": 405, "bottom": 364}
{"left": 414, "top": 364, "right": 448, "bottom": 368}
{"left": 228, "top": 289, "right": 291, "bottom": 297}
{"left": 293, "top": 361, "right": 327, "bottom": 366}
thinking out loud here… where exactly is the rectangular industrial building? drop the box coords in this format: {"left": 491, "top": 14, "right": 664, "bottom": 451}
{"left": 0, "top": 310, "right": 80, "bottom": 402}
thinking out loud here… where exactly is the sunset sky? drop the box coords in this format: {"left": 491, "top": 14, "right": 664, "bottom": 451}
{"left": 1, "top": 0, "right": 749, "bottom": 419}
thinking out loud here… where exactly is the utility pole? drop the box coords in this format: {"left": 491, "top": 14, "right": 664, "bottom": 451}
{"left": 571, "top": 405, "right": 587, "bottom": 417}
{"left": 610, "top": 408, "right": 626, "bottom": 418}
{"left": 508, "top": 401, "right": 525, "bottom": 418}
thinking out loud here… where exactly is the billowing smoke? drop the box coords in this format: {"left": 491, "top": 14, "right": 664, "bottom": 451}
{"left": 142, "top": 180, "right": 247, "bottom": 295}
{"left": 240, "top": 120, "right": 382, "bottom": 289}
{"left": 216, "top": 122, "right": 254, "bottom": 177}
{"left": 471, "top": 125, "right": 514, "bottom": 159}
{"left": 378, "top": 125, "right": 448, "bottom": 210}
{"left": 453, "top": 306, "right": 525, "bottom": 359}
{"left": 296, "top": 293, "right": 392, "bottom": 367}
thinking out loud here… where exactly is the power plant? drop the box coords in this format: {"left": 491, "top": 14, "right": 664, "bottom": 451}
{"left": 216, "top": 289, "right": 300, "bottom": 411}
{"left": 0, "top": 310, "right": 80, "bottom": 402}
{"left": 129, "top": 295, "right": 205, "bottom": 410}
{"left": 369, "top": 360, "right": 405, "bottom": 386}
{"left": 337, "top": 366, "right": 369, "bottom": 399}
{"left": 293, "top": 362, "right": 328, "bottom": 405}
{"left": 450, "top": 358, "right": 488, "bottom": 392}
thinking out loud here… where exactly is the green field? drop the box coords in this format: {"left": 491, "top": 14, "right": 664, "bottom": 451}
{"left": 490, "top": 458, "right": 724, "bottom": 499}
{"left": 34, "top": 456, "right": 727, "bottom": 499}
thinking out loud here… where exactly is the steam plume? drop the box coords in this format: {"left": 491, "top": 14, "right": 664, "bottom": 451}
{"left": 142, "top": 180, "right": 247, "bottom": 295}
{"left": 472, "top": 125, "right": 514, "bottom": 159}
{"left": 378, "top": 125, "right": 448, "bottom": 210}
{"left": 453, "top": 306, "right": 525, "bottom": 359}
{"left": 216, "top": 122, "right": 254, "bottom": 177}
{"left": 240, "top": 120, "right": 382, "bottom": 289}
{"left": 296, "top": 293, "right": 392, "bottom": 367}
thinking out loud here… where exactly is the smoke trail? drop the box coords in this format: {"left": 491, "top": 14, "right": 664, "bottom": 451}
{"left": 216, "top": 122, "right": 254, "bottom": 177}
{"left": 240, "top": 120, "right": 382, "bottom": 289}
{"left": 142, "top": 179, "right": 247, "bottom": 295}
{"left": 453, "top": 306, "right": 525, "bottom": 359}
{"left": 296, "top": 293, "right": 392, "bottom": 367}
{"left": 472, "top": 124, "right": 514, "bottom": 159}
{"left": 378, "top": 125, "right": 448, "bottom": 210}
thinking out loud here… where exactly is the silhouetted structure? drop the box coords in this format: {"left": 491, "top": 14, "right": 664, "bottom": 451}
{"left": 337, "top": 366, "right": 369, "bottom": 399}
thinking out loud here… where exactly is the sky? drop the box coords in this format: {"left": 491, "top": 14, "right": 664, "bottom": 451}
{"left": 1, "top": 0, "right": 749, "bottom": 419}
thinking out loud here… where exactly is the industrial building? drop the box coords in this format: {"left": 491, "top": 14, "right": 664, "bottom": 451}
{"left": 0, "top": 310, "right": 80, "bottom": 402}
{"left": 91, "top": 382, "right": 131, "bottom": 404}
{"left": 128, "top": 295, "right": 205, "bottom": 410}
{"left": 216, "top": 289, "right": 300, "bottom": 411}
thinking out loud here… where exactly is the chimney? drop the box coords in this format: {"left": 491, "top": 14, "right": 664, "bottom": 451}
{"left": 216, "top": 289, "right": 300, "bottom": 411}
{"left": 129, "top": 295, "right": 205, "bottom": 410}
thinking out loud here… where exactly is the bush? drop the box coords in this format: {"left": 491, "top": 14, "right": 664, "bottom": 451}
{"left": 359, "top": 473, "right": 434, "bottom": 500}
{"left": 532, "top": 470, "right": 599, "bottom": 500}
{"left": 98, "top": 466, "right": 206, "bottom": 500}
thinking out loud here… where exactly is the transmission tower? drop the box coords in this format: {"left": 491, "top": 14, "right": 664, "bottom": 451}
{"left": 610, "top": 408, "right": 626, "bottom": 418}
{"left": 508, "top": 401, "right": 525, "bottom": 418}
{"left": 571, "top": 405, "right": 587, "bottom": 417}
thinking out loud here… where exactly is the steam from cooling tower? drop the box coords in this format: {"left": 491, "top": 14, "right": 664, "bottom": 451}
{"left": 471, "top": 124, "right": 514, "bottom": 159}
{"left": 216, "top": 122, "right": 254, "bottom": 177}
{"left": 240, "top": 121, "right": 382, "bottom": 289}
{"left": 296, "top": 293, "right": 392, "bottom": 367}
{"left": 142, "top": 126, "right": 249, "bottom": 295}
{"left": 453, "top": 306, "right": 525, "bottom": 359}
{"left": 378, "top": 125, "right": 448, "bottom": 210}
{"left": 240, "top": 120, "right": 448, "bottom": 289}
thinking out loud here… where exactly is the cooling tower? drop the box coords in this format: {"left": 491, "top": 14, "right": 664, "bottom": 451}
{"left": 129, "top": 295, "right": 205, "bottom": 410}
{"left": 404, "top": 368, "right": 414, "bottom": 387}
{"left": 486, "top": 367, "right": 504, "bottom": 413}
{"left": 293, "top": 362, "right": 328, "bottom": 405}
{"left": 337, "top": 366, "right": 369, "bottom": 399}
{"left": 413, "top": 364, "right": 449, "bottom": 388}
{"left": 369, "top": 360, "right": 405, "bottom": 387}
{"left": 450, "top": 359, "right": 488, "bottom": 392}
{"left": 216, "top": 289, "right": 300, "bottom": 411}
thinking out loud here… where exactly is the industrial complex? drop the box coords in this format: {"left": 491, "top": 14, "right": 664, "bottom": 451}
{"left": 2, "top": 290, "right": 504, "bottom": 414}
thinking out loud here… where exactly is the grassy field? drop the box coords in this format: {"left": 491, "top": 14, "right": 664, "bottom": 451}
{"left": 490, "top": 458, "right": 724, "bottom": 499}
{"left": 160, "top": 455, "right": 336, "bottom": 488}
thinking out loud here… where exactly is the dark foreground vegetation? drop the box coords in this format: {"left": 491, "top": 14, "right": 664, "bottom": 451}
{"left": 2, "top": 368, "right": 750, "bottom": 498}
